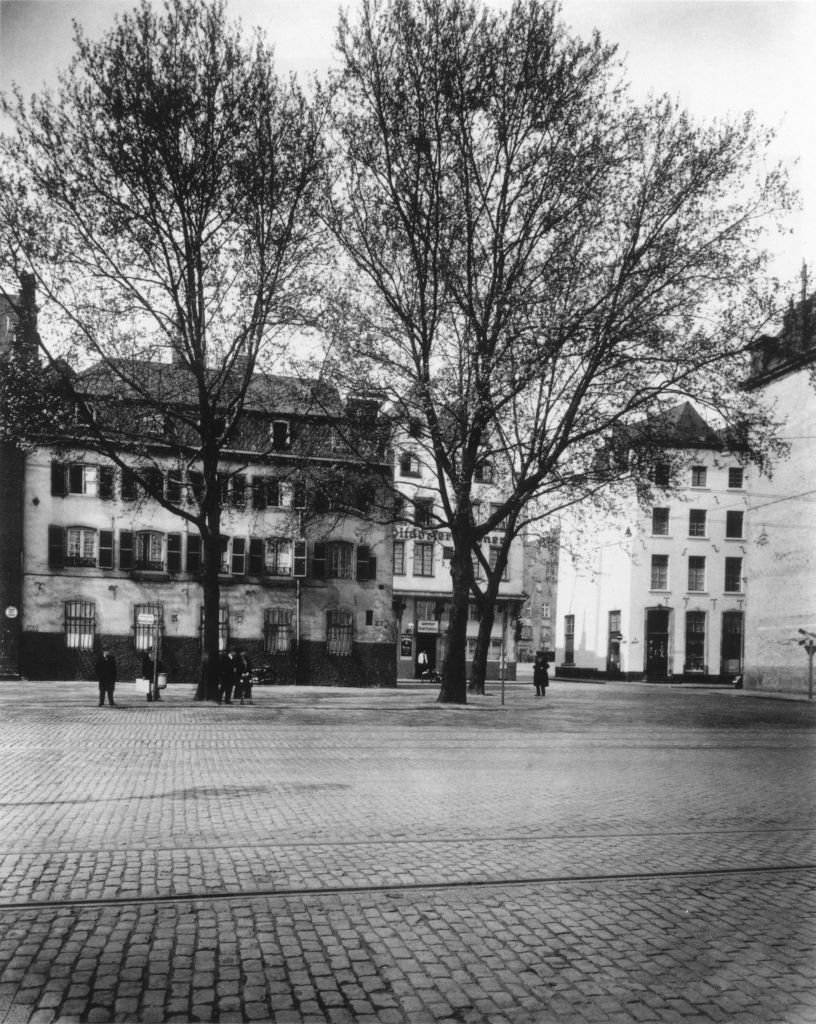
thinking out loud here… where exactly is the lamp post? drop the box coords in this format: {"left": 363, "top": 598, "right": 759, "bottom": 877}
{"left": 798, "top": 630, "right": 815, "bottom": 701}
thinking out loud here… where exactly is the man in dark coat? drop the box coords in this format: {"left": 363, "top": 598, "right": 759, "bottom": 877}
{"left": 533, "top": 651, "right": 549, "bottom": 697}
{"left": 95, "top": 648, "right": 117, "bottom": 706}
{"left": 218, "top": 648, "right": 238, "bottom": 705}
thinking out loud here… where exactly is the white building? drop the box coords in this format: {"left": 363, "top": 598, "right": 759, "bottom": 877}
{"left": 555, "top": 403, "right": 750, "bottom": 682}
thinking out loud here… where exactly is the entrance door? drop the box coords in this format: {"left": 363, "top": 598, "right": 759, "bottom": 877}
{"left": 721, "top": 611, "right": 743, "bottom": 678}
{"left": 645, "top": 608, "right": 670, "bottom": 680}
{"left": 415, "top": 634, "right": 436, "bottom": 678}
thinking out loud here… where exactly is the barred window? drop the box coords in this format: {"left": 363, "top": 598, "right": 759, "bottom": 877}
{"left": 264, "top": 607, "right": 292, "bottom": 654}
{"left": 134, "top": 603, "right": 162, "bottom": 651}
{"left": 65, "top": 600, "right": 95, "bottom": 650}
{"left": 65, "top": 527, "right": 97, "bottom": 567}
{"left": 327, "top": 608, "right": 353, "bottom": 656}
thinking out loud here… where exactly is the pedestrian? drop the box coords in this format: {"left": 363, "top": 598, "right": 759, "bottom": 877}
{"left": 141, "top": 647, "right": 165, "bottom": 702}
{"left": 218, "top": 647, "right": 238, "bottom": 705}
{"left": 95, "top": 647, "right": 117, "bottom": 706}
{"left": 236, "top": 649, "right": 253, "bottom": 705}
{"left": 533, "top": 651, "right": 549, "bottom": 697}
{"left": 417, "top": 649, "right": 428, "bottom": 679}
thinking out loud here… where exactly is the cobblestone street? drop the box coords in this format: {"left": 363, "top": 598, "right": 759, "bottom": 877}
{"left": 0, "top": 678, "right": 814, "bottom": 1023}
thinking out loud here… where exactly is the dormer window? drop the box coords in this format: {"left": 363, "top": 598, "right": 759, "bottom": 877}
{"left": 271, "top": 420, "right": 290, "bottom": 450}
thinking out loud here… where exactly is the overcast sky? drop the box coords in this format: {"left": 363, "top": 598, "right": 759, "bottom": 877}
{"left": 1, "top": 0, "right": 813, "bottom": 287}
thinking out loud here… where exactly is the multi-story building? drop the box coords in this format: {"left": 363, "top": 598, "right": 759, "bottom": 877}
{"left": 517, "top": 530, "right": 559, "bottom": 662}
{"left": 742, "top": 284, "right": 816, "bottom": 695}
{"left": 391, "top": 428, "right": 526, "bottom": 680}
{"left": 0, "top": 288, "right": 396, "bottom": 687}
{"left": 555, "top": 403, "right": 750, "bottom": 682}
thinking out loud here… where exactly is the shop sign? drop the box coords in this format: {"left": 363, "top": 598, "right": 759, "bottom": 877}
{"left": 417, "top": 620, "right": 438, "bottom": 633}
{"left": 400, "top": 634, "right": 413, "bottom": 657}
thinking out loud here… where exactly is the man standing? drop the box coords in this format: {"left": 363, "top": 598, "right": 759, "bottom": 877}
{"left": 95, "top": 648, "right": 117, "bottom": 706}
{"left": 219, "top": 648, "right": 237, "bottom": 705}
{"left": 533, "top": 651, "right": 549, "bottom": 698}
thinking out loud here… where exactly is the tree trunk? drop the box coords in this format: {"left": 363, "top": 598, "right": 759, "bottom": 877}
{"left": 200, "top": 454, "right": 222, "bottom": 701}
{"left": 438, "top": 543, "right": 470, "bottom": 704}
{"left": 469, "top": 601, "right": 496, "bottom": 695}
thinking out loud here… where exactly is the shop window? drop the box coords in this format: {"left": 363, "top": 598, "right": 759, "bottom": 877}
{"left": 652, "top": 508, "right": 669, "bottom": 535}
{"left": 691, "top": 465, "right": 707, "bottom": 488}
{"left": 564, "top": 614, "right": 575, "bottom": 666}
{"left": 724, "top": 557, "right": 743, "bottom": 593}
{"left": 726, "top": 511, "right": 744, "bottom": 539}
{"left": 327, "top": 608, "right": 353, "bottom": 656}
{"left": 413, "top": 541, "right": 434, "bottom": 577}
{"left": 728, "top": 467, "right": 744, "bottom": 489}
{"left": 134, "top": 602, "right": 162, "bottom": 651}
{"left": 689, "top": 509, "right": 706, "bottom": 537}
{"left": 685, "top": 611, "right": 706, "bottom": 671}
{"left": 688, "top": 555, "right": 706, "bottom": 592}
{"left": 651, "top": 555, "right": 668, "bottom": 590}
{"left": 265, "top": 538, "right": 292, "bottom": 576}
{"left": 64, "top": 600, "right": 95, "bottom": 650}
{"left": 65, "top": 526, "right": 97, "bottom": 567}
{"left": 393, "top": 540, "right": 405, "bottom": 576}
{"left": 264, "top": 607, "right": 292, "bottom": 654}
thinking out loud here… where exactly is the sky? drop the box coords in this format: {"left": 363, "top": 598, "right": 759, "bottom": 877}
{"left": 0, "top": 0, "right": 814, "bottom": 289}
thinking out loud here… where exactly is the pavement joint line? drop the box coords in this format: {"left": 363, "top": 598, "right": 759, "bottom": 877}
{"left": 1, "top": 862, "right": 813, "bottom": 913}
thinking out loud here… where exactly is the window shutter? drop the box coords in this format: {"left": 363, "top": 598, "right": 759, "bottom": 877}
{"left": 267, "top": 478, "right": 280, "bottom": 508}
{"left": 98, "top": 466, "right": 114, "bottom": 501}
{"left": 48, "top": 526, "right": 65, "bottom": 568}
{"left": 119, "top": 530, "right": 133, "bottom": 570}
{"left": 293, "top": 539, "right": 307, "bottom": 578}
{"left": 51, "top": 463, "right": 66, "bottom": 497}
{"left": 368, "top": 556, "right": 377, "bottom": 580}
{"left": 99, "top": 530, "right": 114, "bottom": 570}
{"left": 248, "top": 538, "right": 264, "bottom": 575}
{"left": 68, "top": 465, "right": 84, "bottom": 494}
{"left": 186, "top": 534, "right": 201, "bottom": 573}
{"left": 356, "top": 545, "right": 370, "bottom": 581}
{"left": 252, "top": 477, "right": 267, "bottom": 510}
{"left": 167, "top": 533, "right": 182, "bottom": 574}
{"left": 312, "top": 541, "right": 326, "bottom": 578}
{"left": 121, "top": 469, "right": 137, "bottom": 502}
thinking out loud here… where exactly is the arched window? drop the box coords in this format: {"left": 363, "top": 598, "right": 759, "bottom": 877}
{"left": 326, "top": 609, "right": 353, "bottom": 656}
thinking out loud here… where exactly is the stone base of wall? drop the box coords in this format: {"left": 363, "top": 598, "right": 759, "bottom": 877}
{"left": 18, "top": 633, "right": 397, "bottom": 689}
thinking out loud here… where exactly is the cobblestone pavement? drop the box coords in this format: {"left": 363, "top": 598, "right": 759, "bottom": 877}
{"left": 0, "top": 678, "right": 814, "bottom": 1023}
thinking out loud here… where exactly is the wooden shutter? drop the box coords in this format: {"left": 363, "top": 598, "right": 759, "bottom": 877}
{"left": 252, "top": 477, "right": 267, "bottom": 510}
{"left": 248, "top": 538, "right": 264, "bottom": 575}
{"left": 293, "top": 539, "right": 307, "bottom": 577}
{"left": 231, "top": 537, "right": 246, "bottom": 574}
{"left": 48, "top": 526, "right": 65, "bottom": 567}
{"left": 312, "top": 541, "right": 326, "bottom": 578}
{"left": 98, "top": 530, "right": 114, "bottom": 570}
{"left": 98, "top": 466, "right": 114, "bottom": 500}
{"left": 356, "top": 545, "right": 370, "bottom": 581}
{"left": 119, "top": 530, "right": 133, "bottom": 570}
{"left": 50, "top": 463, "right": 66, "bottom": 497}
{"left": 186, "top": 534, "right": 201, "bottom": 573}
{"left": 167, "top": 533, "right": 182, "bottom": 573}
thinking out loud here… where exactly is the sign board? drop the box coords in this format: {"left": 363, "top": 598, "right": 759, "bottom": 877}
{"left": 137, "top": 613, "right": 156, "bottom": 625}
{"left": 417, "top": 620, "right": 438, "bottom": 634}
{"left": 400, "top": 634, "right": 413, "bottom": 658}
{"left": 5, "top": 606, "right": 18, "bottom": 619}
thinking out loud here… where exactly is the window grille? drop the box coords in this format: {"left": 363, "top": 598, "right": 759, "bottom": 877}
{"left": 327, "top": 609, "right": 353, "bottom": 656}
{"left": 264, "top": 607, "right": 293, "bottom": 654}
{"left": 134, "top": 603, "right": 162, "bottom": 651}
{"left": 65, "top": 600, "right": 95, "bottom": 650}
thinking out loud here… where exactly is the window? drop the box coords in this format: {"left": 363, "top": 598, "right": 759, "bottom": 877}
{"left": 264, "top": 608, "right": 292, "bottom": 654}
{"left": 167, "top": 533, "right": 182, "bottom": 573}
{"left": 413, "top": 542, "right": 434, "bottom": 577}
{"left": 489, "top": 546, "right": 508, "bottom": 580}
{"left": 143, "top": 468, "right": 164, "bottom": 499}
{"left": 356, "top": 545, "right": 376, "bottom": 581}
{"left": 685, "top": 611, "right": 706, "bottom": 671}
{"left": 414, "top": 497, "right": 433, "bottom": 527}
{"left": 134, "top": 603, "right": 162, "bottom": 651}
{"left": 200, "top": 606, "right": 229, "bottom": 651}
{"left": 230, "top": 474, "right": 247, "bottom": 508}
{"left": 564, "top": 614, "right": 575, "bottom": 666}
{"left": 471, "top": 551, "right": 482, "bottom": 580}
{"left": 327, "top": 608, "right": 353, "bottom": 656}
{"left": 652, "top": 508, "right": 669, "bottom": 536}
{"left": 65, "top": 600, "right": 95, "bottom": 650}
{"left": 474, "top": 461, "right": 493, "bottom": 483}
{"left": 724, "top": 557, "right": 743, "bottom": 593}
{"left": 691, "top": 465, "right": 707, "bottom": 488}
{"left": 489, "top": 503, "right": 508, "bottom": 530}
{"left": 728, "top": 467, "right": 744, "bottom": 489}
{"left": 652, "top": 462, "right": 670, "bottom": 486}
{"left": 689, "top": 509, "right": 707, "bottom": 537}
{"left": 271, "top": 420, "right": 290, "bottom": 450}
{"left": 253, "top": 477, "right": 280, "bottom": 510}
{"left": 135, "top": 531, "right": 164, "bottom": 571}
{"left": 231, "top": 537, "right": 246, "bottom": 575}
{"left": 121, "top": 468, "right": 138, "bottom": 502}
{"left": 393, "top": 540, "right": 405, "bottom": 575}
{"left": 166, "top": 471, "right": 183, "bottom": 504}
{"left": 265, "top": 538, "right": 292, "bottom": 576}
{"left": 651, "top": 555, "right": 669, "bottom": 590}
{"left": 416, "top": 599, "right": 437, "bottom": 622}
{"left": 98, "top": 466, "right": 115, "bottom": 501}
{"left": 65, "top": 527, "right": 97, "bottom": 567}
{"left": 468, "top": 602, "right": 480, "bottom": 622}
{"left": 51, "top": 462, "right": 98, "bottom": 496}
{"left": 99, "top": 530, "right": 114, "bottom": 570}
{"left": 312, "top": 541, "right": 355, "bottom": 580}
{"left": 688, "top": 555, "right": 706, "bottom": 592}
{"left": 726, "top": 511, "right": 744, "bottom": 539}
{"left": 398, "top": 452, "right": 420, "bottom": 477}
{"left": 393, "top": 492, "right": 406, "bottom": 521}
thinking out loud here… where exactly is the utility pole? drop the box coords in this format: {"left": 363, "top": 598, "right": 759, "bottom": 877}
{"left": 798, "top": 629, "right": 815, "bottom": 701}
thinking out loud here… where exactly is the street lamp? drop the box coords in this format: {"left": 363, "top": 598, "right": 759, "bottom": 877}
{"left": 798, "top": 630, "right": 816, "bottom": 701}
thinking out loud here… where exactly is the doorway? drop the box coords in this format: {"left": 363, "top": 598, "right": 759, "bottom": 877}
{"left": 415, "top": 634, "right": 436, "bottom": 678}
{"left": 645, "top": 608, "right": 670, "bottom": 680}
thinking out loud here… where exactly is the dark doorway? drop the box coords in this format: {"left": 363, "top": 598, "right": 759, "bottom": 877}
{"left": 721, "top": 610, "right": 744, "bottom": 677}
{"left": 415, "top": 634, "right": 436, "bottom": 678}
{"left": 645, "top": 608, "right": 670, "bottom": 680}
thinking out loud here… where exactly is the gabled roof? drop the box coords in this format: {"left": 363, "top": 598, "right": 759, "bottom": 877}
{"left": 622, "top": 401, "right": 722, "bottom": 451}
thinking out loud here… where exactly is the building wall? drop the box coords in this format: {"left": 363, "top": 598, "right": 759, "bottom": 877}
{"left": 18, "top": 446, "right": 396, "bottom": 686}
{"left": 743, "top": 367, "right": 816, "bottom": 694}
{"left": 518, "top": 532, "right": 559, "bottom": 661}
{"left": 556, "top": 450, "right": 750, "bottom": 681}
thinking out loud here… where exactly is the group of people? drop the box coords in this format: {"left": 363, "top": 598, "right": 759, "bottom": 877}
{"left": 217, "top": 647, "right": 254, "bottom": 705}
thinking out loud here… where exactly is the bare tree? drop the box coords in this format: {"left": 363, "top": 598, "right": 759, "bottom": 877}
{"left": 326, "top": 0, "right": 792, "bottom": 703}
{"left": 0, "top": 0, "right": 324, "bottom": 695}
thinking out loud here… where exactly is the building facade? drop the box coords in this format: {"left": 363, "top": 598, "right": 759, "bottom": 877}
{"left": 391, "top": 433, "right": 526, "bottom": 680}
{"left": 517, "top": 531, "right": 559, "bottom": 662}
{"left": 555, "top": 404, "right": 750, "bottom": 682}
